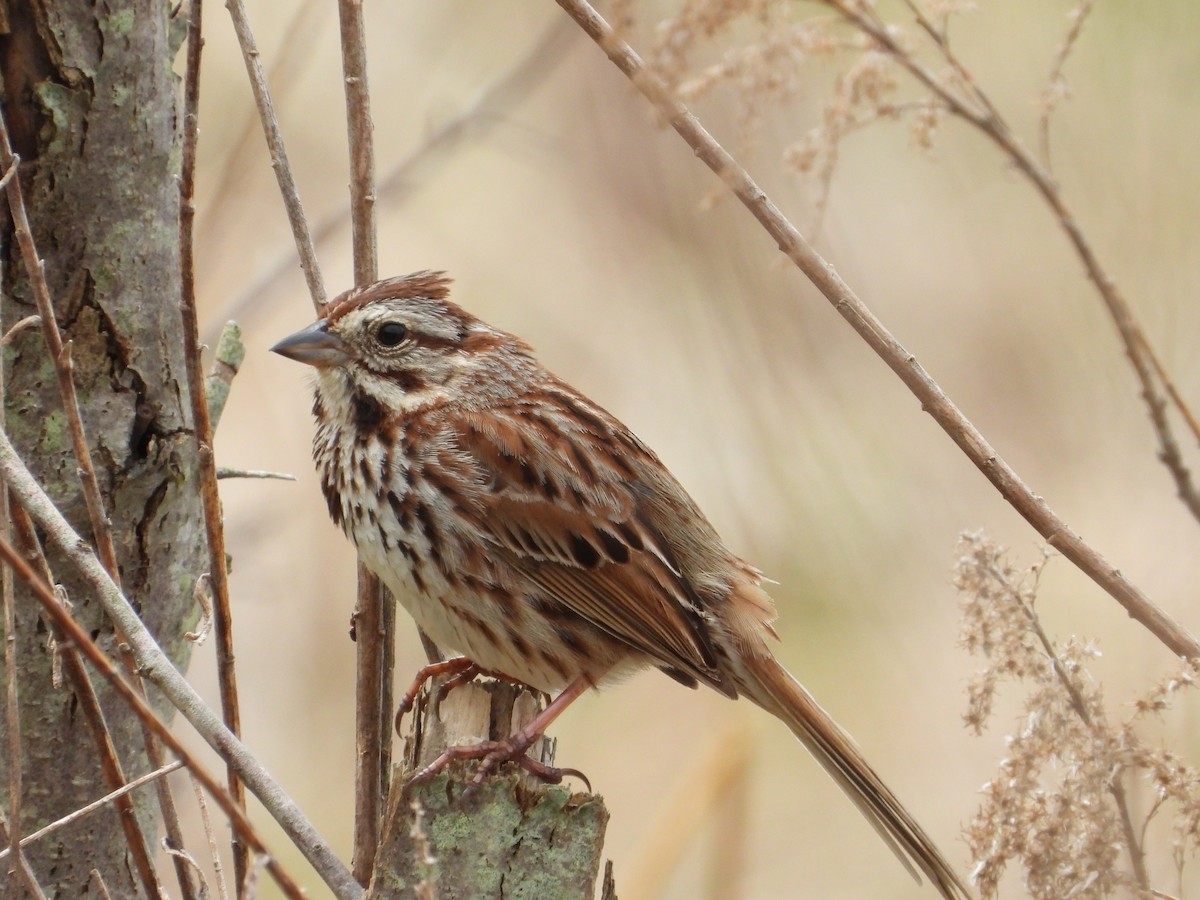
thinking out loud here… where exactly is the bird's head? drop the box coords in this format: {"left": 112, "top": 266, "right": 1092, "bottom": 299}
{"left": 271, "top": 271, "right": 535, "bottom": 415}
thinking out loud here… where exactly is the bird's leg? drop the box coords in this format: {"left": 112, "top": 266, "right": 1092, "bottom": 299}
{"left": 395, "top": 658, "right": 551, "bottom": 730}
{"left": 394, "top": 656, "right": 479, "bottom": 731}
{"left": 408, "top": 674, "right": 594, "bottom": 792}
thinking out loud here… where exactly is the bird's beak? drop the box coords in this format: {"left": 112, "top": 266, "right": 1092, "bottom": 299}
{"left": 270, "top": 320, "right": 350, "bottom": 368}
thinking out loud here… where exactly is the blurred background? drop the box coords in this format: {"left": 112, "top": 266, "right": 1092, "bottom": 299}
{"left": 180, "top": 1, "right": 1200, "bottom": 896}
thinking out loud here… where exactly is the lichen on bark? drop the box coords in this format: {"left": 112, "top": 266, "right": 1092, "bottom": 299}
{"left": 0, "top": 0, "right": 206, "bottom": 893}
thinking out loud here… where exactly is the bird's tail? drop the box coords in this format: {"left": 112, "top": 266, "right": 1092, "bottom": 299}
{"left": 733, "top": 649, "right": 973, "bottom": 899}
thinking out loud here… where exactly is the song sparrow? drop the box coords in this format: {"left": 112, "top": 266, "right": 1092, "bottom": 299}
{"left": 272, "top": 271, "right": 969, "bottom": 898}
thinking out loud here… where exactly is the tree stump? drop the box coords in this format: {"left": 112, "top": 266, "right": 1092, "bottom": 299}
{"left": 367, "top": 679, "right": 611, "bottom": 899}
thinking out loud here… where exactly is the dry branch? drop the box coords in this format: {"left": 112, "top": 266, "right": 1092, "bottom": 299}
{"left": 0, "top": 762, "right": 184, "bottom": 863}
{"left": 822, "top": 0, "right": 1200, "bottom": 528}
{"left": 333, "top": 0, "right": 395, "bottom": 885}
{"left": 179, "top": 0, "right": 249, "bottom": 888}
{"left": 552, "top": 0, "right": 1199, "bottom": 661}
{"left": 0, "top": 428, "right": 360, "bottom": 900}
{"left": 223, "top": 0, "right": 327, "bottom": 309}
{"left": 205, "top": 322, "right": 247, "bottom": 432}
{"left": 7, "top": 505, "right": 163, "bottom": 893}
{"left": 216, "top": 19, "right": 574, "bottom": 333}
{"left": 0, "top": 806, "right": 47, "bottom": 899}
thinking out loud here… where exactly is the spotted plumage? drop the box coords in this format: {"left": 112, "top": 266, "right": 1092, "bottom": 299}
{"left": 272, "top": 271, "right": 970, "bottom": 899}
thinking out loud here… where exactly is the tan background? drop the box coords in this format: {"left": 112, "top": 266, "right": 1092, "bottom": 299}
{"left": 182, "top": 1, "right": 1200, "bottom": 896}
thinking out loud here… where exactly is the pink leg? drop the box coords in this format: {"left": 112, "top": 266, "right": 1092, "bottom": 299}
{"left": 394, "top": 657, "right": 478, "bottom": 733}
{"left": 409, "top": 675, "right": 594, "bottom": 792}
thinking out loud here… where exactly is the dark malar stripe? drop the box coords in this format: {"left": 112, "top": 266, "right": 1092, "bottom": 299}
{"left": 351, "top": 390, "right": 385, "bottom": 432}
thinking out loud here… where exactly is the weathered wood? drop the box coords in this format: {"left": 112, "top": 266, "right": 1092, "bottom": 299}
{"left": 367, "top": 680, "right": 610, "bottom": 899}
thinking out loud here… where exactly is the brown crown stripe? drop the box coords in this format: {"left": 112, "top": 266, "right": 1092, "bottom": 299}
{"left": 325, "top": 270, "right": 453, "bottom": 323}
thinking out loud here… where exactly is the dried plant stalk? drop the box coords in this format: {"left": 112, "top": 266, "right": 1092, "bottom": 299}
{"left": 956, "top": 533, "right": 1200, "bottom": 898}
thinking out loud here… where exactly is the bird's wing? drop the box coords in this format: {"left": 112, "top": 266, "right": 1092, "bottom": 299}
{"left": 442, "top": 392, "right": 735, "bottom": 696}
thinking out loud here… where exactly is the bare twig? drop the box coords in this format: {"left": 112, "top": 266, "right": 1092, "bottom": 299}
{"left": 551, "top": 0, "right": 1200, "bottom": 660}
{"left": 223, "top": 0, "right": 326, "bottom": 309}
{"left": 2, "top": 487, "right": 20, "bottom": 896}
{"left": 0, "top": 806, "right": 48, "bottom": 900}
{"left": 163, "top": 845, "right": 209, "bottom": 898}
{"left": 1038, "top": 0, "right": 1096, "bottom": 170}
{"left": 198, "top": 0, "right": 325, "bottom": 240}
{"left": 0, "top": 137, "right": 119, "bottom": 590}
{"left": 205, "top": 321, "right": 246, "bottom": 434}
{"left": 0, "top": 533, "right": 314, "bottom": 900}
{"left": 1, "top": 252, "right": 21, "bottom": 894}
{"left": 88, "top": 870, "right": 113, "bottom": 900}
{"left": 0, "top": 314, "right": 39, "bottom": 347}
{"left": 7, "top": 505, "right": 165, "bottom": 897}
{"left": 192, "top": 773, "right": 231, "bottom": 900}
{"left": 0, "top": 762, "right": 185, "bottom": 861}
{"left": 334, "top": 0, "right": 392, "bottom": 883}
{"left": 216, "top": 19, "right": 574, "bottom": 334}
{"left": 215, "top": 468, "right": 297, "bottom": 481}
{"left": 338, "top": 0, "right": 377, "bottom": 286}
{"left": 180, "top": 0, "right": 249, "bottom": 890}
{"left": 0, "top": 429, "right": 360, "bottom": 899}
{"left": 824, "top": 0, "right": 1200, "bottom": 527}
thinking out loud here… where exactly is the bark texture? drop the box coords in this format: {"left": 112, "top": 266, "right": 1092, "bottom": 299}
{"left": 0, "top": 0, "right": 201, "bottom": 894}
{"left": 367, "top": 681, "right": 610, "bottom": 899}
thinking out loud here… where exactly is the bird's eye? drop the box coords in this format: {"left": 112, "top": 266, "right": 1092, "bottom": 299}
{"left": 375, "top": 322, "right": 408, "bottom": 347}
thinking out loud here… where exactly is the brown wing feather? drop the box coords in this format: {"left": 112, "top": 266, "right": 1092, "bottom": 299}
{"left": 446, "top": 398, "right": 736, "bottom": 696}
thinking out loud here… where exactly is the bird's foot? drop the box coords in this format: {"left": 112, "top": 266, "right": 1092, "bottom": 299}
{"left": 408, "top": 728, "right": 591, "bottom": 796}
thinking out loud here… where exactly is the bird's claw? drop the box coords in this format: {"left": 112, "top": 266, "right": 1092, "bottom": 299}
{"left": 407, "top": 735, "right": 591, "bottom": 796}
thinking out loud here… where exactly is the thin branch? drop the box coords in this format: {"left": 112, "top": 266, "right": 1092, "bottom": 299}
{"left": 88, "top": 870, "right": 113, "bottom": 900}
{"left": 1038, "top": 0, "right": 1096, "bottom": 171}
{"left": 0, "top": 532, "right": 313, "bottom": 900}
{"left": 223, "top": 0, "right": 326, "bottom": 310}
{"left": 551, "top": 0, "right": 1200, "bottom": 660}
{"left": 186, "top": 573, "right": 214, "bottom": 645}
{"left": 192, "top": 773, "right": 231, "bottom": 900}
{"left": 215, "top": 468, "right": 296, "bottom": 481}
{"left": 1144, "top": 340, "right": 1200, "bottom": 447}
{"left": 1, "top": 243, "right": 21, "bottom": 894}
{"left": 215, "top": 19, "right": 574, "bottom": 335}
{"left": 205, "top": 321, "right": 247, "bottom": 434}
{"left": 2, "top": 499, "right": 20, "bottom": 895}
{"left": 0, "top": 139, "right": 119, "bottom": 589}
{"left": 0, "top": 314, "right": 39, "bottom": 347}
{"left": 163, "top": 846, "right": 209, "bottom": 898}
{"left": 7, "top": 505, "right": 165, "bottom": 898}
{"left": 825, "top": 0, "right": 1200, "bottom": 527}
{"left": 0, "top": 762, "right": 185, "bottom": 861}
{"left": 180, "top": 0, "right": 249, "bottom": 890}
{"left": 0, "top": 806, "right": 48, "bottom": 900}
{"left": 198, "top": 0, "right": 325, "bottom": 243}
{"left": 0, "top": 429, "right": 361, "bottom": 899}
{"left": 335, "top": 0, "right": 391, "bottom": 885}
{"left": 338, "top": 0, "right": 378, "bottom": 287}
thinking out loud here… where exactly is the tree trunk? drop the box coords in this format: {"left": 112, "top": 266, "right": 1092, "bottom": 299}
{"left": 0, "top": 0, "right": 202, "bottom": 894}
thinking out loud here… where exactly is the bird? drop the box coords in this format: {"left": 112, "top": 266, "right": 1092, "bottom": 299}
{"left": 271, "top": 270, "right": 971, "bottom": 898}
